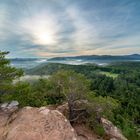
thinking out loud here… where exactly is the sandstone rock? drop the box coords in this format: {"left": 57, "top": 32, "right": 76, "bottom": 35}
{"left": 7, "top": 101, "right": 19, "bottom": 109}
{"left": 0, "top": 101, "right": 19, "bottom": 113}
{"left": 1, "top": 107, "right": 77, "bottom": 140}
{"left": 73, "top": 124, "right": 99, "bottom": 140}
{"left": 0, "top": 103, "right": 9, "bottom": 108}
{"left": 56, "top": 102, "right": 69, "bottom": 118}
{"left": 0, "top": 111, "right": 9, "bottom": 140}
{"left": 56, "top": 100, "right": 88, "bottom": 117}
{"left": 101, "top": 118, "right": 127, "bottom": 140}
{"left": 0, "top": 101, "right": 19, "bottom": 140}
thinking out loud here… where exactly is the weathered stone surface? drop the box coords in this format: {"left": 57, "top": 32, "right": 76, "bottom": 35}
{"left": 73, "top": 124, "right": 99, "bottom": 140}
{"left": 1, "top": 107, "right": 77, "bottom": 140}
{"left": 0, "top": 101, "right": 19, "bottom": 113}
{"left": 0, "top": 101, "right": 19, "bottom": 140}
{"left": 101, "top": 118, "right": 127, "bottom": 140}
{"left": 56, "top": 102, "right": 69, "bottom": 118}
{"left": 7, "top": 101, "right": 19, "bottom": 109}
{"left": 0, "top": 112, "right": 9, "bottom": 140}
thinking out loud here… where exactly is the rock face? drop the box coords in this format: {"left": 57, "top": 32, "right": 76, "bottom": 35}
{"left": 101, "top": 118, "right": 127, "bottom": 140}
{"left": 0, "top": 101, "right": 19, "bottom": 113}
{"left": 73, "top": 124, "right": 99, "bottom": 140}
{"left": 0, "top": 111, "right": 9, "bottom": 140}
{"left": 0, "top": 101, "right": 19, "bottom": 140}
{"left": 0, "top": 105, "right": 77, "bottom": 140}
{"left": 56, "top": 102, "right": 69, "bottom": 118}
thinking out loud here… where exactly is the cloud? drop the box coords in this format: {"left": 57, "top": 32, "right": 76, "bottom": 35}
{"left": 0, "top": 0, "right": 140, "bottom": 57}
{"left": 20, "top": 11, "right": 60, "bottom": 46}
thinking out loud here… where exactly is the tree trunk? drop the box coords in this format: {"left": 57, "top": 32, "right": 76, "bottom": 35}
{"left": 68, "top": 100, "right": 74, "bottom": 122}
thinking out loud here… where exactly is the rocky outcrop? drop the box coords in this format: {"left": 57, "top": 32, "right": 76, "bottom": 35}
{"left": 73, "top": 124, "right": 99, "bottom": 140}
{"left": 56, "top": 102, "right": 69, "bottom": 118}
{"left": 0, "top": 101, "right": 127, "bottom": 140}
{"left": 101, "top": 118, "right": 127, "bottom": 140}
{"left": 0, "top": 102, "right": 77, "bottom": 140}
{"left": 0, "top": 101, "right": 19, "bottom": 114}
{"left": 0, "top": 101, "right": 19, "bottom": 140}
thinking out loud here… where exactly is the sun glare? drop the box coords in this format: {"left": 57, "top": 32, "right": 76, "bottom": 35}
{"left": 35, "top": 29, "right": 55, "bottom": 45}
{"left": 21, "top": 13, "right": 58, "bottom": 46}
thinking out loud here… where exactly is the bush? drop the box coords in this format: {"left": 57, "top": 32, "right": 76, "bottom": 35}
{"left": 31, "top": 78, "right": 65, "bottom": 104}
{"left": 85, "top": 92, "right": 119, "bottom": 136}
{"left": 1, "top": 82, "right": 32, "bottom": 107}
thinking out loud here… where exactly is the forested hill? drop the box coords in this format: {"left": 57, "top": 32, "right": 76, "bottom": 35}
{"left": 48, "top": 54, "right": 140, "bottom": 61}
{"left": 25, "top": 61, "right": 140, "bottom": 76}
{"left": 25, "top": 63, "right": 100, "bottom": 75}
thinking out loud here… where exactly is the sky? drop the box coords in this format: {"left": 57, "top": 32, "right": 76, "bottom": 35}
{"left": 0, "top": 0, "right": 140, "bottom": 58}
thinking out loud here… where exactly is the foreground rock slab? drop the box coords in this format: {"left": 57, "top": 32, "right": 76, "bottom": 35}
{"left": 0, "top": 106, "right": 77, "bottom": 140}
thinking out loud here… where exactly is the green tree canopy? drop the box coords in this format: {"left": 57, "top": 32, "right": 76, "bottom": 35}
{"left": 49, "top": 70, "right": 90, "bottom": 121}
{"left": 0, "top": 51, "right": 23, "bottom": 95}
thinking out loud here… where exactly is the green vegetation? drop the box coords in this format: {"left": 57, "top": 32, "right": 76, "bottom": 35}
{"left": 0, "top": 51, "right": 23, "bottom": 102}
{"left": 100, "top": 71, "right": 118, "bottom": 78}
{"left": 1, "top": 51, "right": 140, "bottom": 139}
{"left": 25, "top": 62, "right": 100, "bottom": 75}
{"left": 48, "top": 70, "right": 90, "bottom": 121}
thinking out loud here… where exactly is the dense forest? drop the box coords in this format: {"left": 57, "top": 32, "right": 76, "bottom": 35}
{"left": 0, "top": 51, "right": 140, "bottom": 139}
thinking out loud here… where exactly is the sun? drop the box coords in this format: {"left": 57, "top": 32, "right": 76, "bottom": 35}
{"left": 21, "top": 13, "right": 58, "bottom": 46}
{"left": 35, "top": 29, "right": 55, "bottom": 45}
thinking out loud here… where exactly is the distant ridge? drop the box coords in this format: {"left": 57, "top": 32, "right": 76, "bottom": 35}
{"left": 48, "top": 54, "right": 140, "bottom": 61}
{"left": 9, "top": 54, "right": 140, "bottom": 60}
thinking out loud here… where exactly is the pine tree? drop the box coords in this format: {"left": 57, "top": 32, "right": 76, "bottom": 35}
{"left": 0, "top": 51, "right": 23, "bottom": 95}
